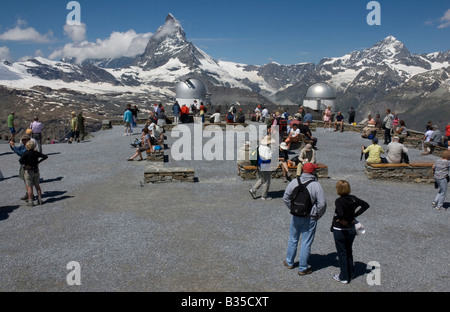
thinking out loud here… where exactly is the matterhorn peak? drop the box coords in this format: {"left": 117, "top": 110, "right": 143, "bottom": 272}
{"left": 166, "top": 13, "right": 179, "bottom": 24}
{"left": 152, "top": 13, "right": 186, "bottom": 40}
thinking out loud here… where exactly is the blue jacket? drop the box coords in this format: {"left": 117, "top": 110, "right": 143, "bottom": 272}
{"left": 124, "top": 110, "right": 133, "bottom": 123}
{"left": 10, "top": 144, "right": 27, "bottom": 157}
{"left": 173, "top": 103, "right": 181, "bottom": 115}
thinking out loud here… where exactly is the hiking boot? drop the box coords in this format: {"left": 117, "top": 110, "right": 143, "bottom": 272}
{"left": 21, "top": 194, "right": 28, "bottom": 201}
{"left": 298, "top": 268, "right": 313, "bottom": 276}
{"left": 333, "top": 274, "right": 349, "bottom": 284}
{"left": 249, "top": 189, "right": 257, "bottom": 200}
{"left": 283, "top": 261, "right": 294, "bottom": 269}
{"left": 38, "top": 198, "right": 43, "bottom": 206}
{"left": 26, "top": 200, "right": 34, "bottom": 207}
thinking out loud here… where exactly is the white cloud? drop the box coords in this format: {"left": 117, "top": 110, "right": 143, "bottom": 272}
{"left": 49, "top": 30, "right": 152, "bottom": 63}
{"left": 438, "top": 9, "right": 450, "bottom": 29}
{"left": 0, "top": 21, "right": 53, "bottom": 43}
{"left": 18, "top": 50, "right": 45, "bottom": 62}
{"left": 0, "top": 46, "right": 12, "bottom": 61}
{"left": 64, "top": 23, "right": 87, "bottom": 42}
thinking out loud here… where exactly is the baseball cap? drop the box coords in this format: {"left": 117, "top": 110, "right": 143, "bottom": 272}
{"left": 303, "top": 163, "right": 318, "bottom": 174}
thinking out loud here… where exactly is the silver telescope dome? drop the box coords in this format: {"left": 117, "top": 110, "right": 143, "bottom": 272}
{"left": 176, "top": 78, "right": 208, "bottom": 99}
{"left": 305, "top": 83, "right": 336, "bottom": 100}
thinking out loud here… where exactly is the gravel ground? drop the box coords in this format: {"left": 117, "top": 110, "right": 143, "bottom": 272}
{"left": 0, "top": 123, "right": 448, "bottom": 293}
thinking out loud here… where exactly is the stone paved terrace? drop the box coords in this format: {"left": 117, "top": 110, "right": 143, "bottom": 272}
{"left": 0, "top": 122, "right": 448, "bottom": 292}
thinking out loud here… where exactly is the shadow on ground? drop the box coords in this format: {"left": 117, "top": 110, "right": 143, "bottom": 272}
{"left": 0, "top": 205, "right": 20, "bottom": 221}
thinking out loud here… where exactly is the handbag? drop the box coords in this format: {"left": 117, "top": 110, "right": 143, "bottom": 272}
{"left": 355, "top": 220, "right": 366, "bottom": 235}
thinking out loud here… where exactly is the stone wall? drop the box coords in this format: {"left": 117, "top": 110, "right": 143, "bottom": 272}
{"left": 364, "top": 162, "right": 435, "bottom": 183}
{"left": 144, "top": 164, "right": 195, "bottom": 184}
{"left": 146, "top": 151, "right": 165, "bottom": 162}
{"left": 102, "top": 120, "right": 112, "bottom": 130}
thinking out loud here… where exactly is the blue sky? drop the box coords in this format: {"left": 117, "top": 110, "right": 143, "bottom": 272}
{"left": 0, "top": 0, "right": 449, "bottom": 65}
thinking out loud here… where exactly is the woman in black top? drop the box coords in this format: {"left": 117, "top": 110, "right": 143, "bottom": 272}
{"left": 19, "top": 141, "right": 48, "bottom": 206}
{"left": 332, "top": 180, "right": 370, "bottom": 284}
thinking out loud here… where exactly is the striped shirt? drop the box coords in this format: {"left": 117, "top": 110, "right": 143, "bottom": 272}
{"left": 433, "top": 159, "right": 450, "bottom": 180}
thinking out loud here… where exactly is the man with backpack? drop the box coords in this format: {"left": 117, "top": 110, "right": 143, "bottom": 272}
{"left": 282, "top": 163, "right": 327, "bottom": 275}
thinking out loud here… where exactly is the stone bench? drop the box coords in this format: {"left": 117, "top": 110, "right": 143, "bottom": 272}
{"left": 432, "top": 146, "right": 447, "bottom": 157}
{"left": 146, "top": 150, "right": 165, "bottom": 162}
{"left": 239, "top": 163, "right": 328, "bottom": 180}
{"left": 364, "top": 161, "right": 435, "bottom": 183}
{"left": 102, "top": 120, "right": 112, "bottom": 130}
{"left": 144, "top": 164, "right": 195, "bottom": 184}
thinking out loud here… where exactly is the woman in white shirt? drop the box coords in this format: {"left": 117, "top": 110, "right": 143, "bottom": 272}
{"left": 285, "top": 124, "right": 301, "bottom": 150}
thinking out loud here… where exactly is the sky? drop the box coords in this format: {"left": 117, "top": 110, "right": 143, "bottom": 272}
{"left": 0, "top": 0, "right": 449, "bottom": 66}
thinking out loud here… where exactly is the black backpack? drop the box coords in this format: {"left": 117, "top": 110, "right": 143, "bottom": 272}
{"left": 290, "top": 178, "right": 314, "bottom": 217}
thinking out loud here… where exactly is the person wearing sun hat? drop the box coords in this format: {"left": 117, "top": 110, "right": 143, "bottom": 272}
{"left": 283, "top": 162, "right": 327, "bottom": 275}
{"left": 249, "top": 135, "right": 276, "bottom": 200}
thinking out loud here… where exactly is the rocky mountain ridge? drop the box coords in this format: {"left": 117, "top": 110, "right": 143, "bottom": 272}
{"left": 0, "top": 13, "right": 449, "bottom": 133}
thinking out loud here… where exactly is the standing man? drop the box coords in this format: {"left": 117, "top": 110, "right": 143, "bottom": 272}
{"left": 180, "top": 104, "right": 190, "bottom": 124}
{"left": 348, "top": 107, "right": 356, "bottom": 124}
{"left": 77, "top": 111, "right": 86, "bottom": 142}
{"left": 8, "top": 112, "right": 16, "bottom": 141}
{"left": 68, "top": 111, "right": 78, "bottom": 143}
{"left": 283, "top": 163, "right": 327, "bottom": 275}
{"left": 261, "top": 107, "right": 269, "bottom": 123}
{"left": 172, "top": 101, "right": 181, "bottom": 125}
{"left": 249, "top": 136, "right": 275, "bottom": 201}
{"left": 30, "top": 116, "right": 43, "bottom": 153}
{"left": 123, "top": 105, "right": 133, "bottom": 136}
{"left": 383, "top": 109, "right": 394, "bottom": 145}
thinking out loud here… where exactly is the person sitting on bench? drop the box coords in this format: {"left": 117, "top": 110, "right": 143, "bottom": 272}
{"left": 362, "top": 138, "right": 386, "bottom": 164}
{"left": 285, "top": 123, "right": 301, "bottom": 150}
{"left": 128, "top": 128, "right": 153, "bottom": 161}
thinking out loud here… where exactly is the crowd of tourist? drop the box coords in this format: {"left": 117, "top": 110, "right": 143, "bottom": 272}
{"left": 2, "top": 103, "right": 449, "bottom": 283}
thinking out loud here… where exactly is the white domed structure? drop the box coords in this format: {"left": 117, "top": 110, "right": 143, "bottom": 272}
{"left": 175, "top": 78, "right": 211, "bottom": 109}
{"left": 303, "top": 83, "right": 336, "bottom": 111}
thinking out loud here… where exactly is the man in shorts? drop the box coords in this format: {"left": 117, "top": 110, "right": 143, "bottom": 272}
{"left": 19, "top": 141, "right": 48, "bottom": 206}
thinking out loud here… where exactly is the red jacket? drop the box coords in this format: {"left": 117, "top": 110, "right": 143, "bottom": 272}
{"left": 181, "top": 106, "right": 190, "bottom": 115}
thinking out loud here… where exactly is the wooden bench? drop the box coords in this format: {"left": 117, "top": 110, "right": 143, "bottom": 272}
{"left": 364, "top": 161, "right": 435, "bottom": 183}
{"left": 239, "top": 163, "right": 328, "bottom": 180}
